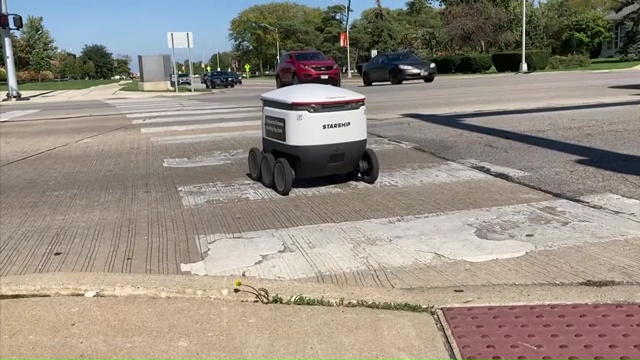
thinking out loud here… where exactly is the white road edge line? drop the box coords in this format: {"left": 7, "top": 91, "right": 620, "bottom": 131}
{"left": 140, "top": 120, "right": 261, "bottom": 133}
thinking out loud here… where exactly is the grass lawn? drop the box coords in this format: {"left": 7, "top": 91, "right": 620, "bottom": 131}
{"left": 0, "top": 79, "right": 121, "bottom": 92}
{"left": 542, "top": 58, "right": 640, "bottom": 72}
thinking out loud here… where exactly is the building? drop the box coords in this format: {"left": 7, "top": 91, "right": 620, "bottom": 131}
{"left": 600, "top": 4, "right": 639, "bottom": 58}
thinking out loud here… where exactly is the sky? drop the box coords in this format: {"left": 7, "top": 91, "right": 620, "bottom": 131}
{"left": 11, "top": 0, "right": 410, "bottom": 71}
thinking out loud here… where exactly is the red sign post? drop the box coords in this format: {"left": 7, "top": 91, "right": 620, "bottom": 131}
{"left": 339, "top": 32, "right": 349, "bottom": 47}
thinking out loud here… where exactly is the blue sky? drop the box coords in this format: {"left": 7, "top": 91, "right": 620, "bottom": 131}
{"left": 11, "top": 0, "right": 410, "bottom": 71}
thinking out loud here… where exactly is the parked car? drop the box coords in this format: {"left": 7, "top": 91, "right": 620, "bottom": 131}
{"left": 205, "top": 71, "right": 235, "bottom": 89}
{"left": 360, "top": 51, "right": 437, "bottom": 86}
{"left": 275, "top": 50, "right": 341, "bottom": 88}
{"left": 176, "top": 73, "right": 191, "bottom": 86}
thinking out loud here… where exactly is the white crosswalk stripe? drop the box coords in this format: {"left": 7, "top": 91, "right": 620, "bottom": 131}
{"left": 104, "top": 98, "right": 262, "bottom": 137}
{"left": 0, "top": 110, "right": 41, "bottom": 122}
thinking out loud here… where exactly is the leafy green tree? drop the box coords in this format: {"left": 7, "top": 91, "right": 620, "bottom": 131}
{"left": 114, "top": 55, "right": 132, "bottom": 76}
{"left": 83, "top": 60, "right": 96, "bottom": 79}
{"left": 79, "top": 44, "right": 114, "bottom": 79}
{"left": 563, "top": 10, "right": 612, "bottom": 55}
{"left": 19, "top": 16, "right": 56, "bottom": 77}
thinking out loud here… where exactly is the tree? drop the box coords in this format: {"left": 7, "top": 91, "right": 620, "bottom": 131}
{"left": 228, "top": 2, "right": 324, "bottom": 73}
{"left": 83, "top": 60, "right": 96, "bottom": 79}
{"left": 114, "top": 55, "right": 132, "bottom": 76}
{"left": 18, "top": 16, "right": 56, "bottom": 76}
{"left": 563, "top": 10, "right": 612, "bottom": 55}
{"left": 79, "top": 44, "right": 114, "bottom": 79}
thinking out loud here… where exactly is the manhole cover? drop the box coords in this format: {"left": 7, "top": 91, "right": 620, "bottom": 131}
{"left": 441, "top": 303, "right": 640, "bottom": 360}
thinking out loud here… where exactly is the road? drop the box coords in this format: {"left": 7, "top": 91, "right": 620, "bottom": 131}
{"left": 1, "top": 71, "right": 638, "bottom": 288}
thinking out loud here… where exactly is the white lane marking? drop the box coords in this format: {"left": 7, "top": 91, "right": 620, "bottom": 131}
{"left": 0, "top": 110, "right": 41, "bottom": 122}
{"left": 457, "top": 159, "right": 529, "bottom": 178}
{"left": 161, "top": 138, "right": 415, "bottom": 168}
{"left": 177, "top": 162, "right": 490, "bottom": 207}
{"left": 132, "top": 112, "right": 261, "bottom": 125}
{"left": 123, "top": 105, "right": 257, "bottom": 114}
{"left": 105, "top": 99, "right": 197, "bottom": 105}
{"left": 128, "top": 109, "right": 255, "bottom": 118}
{"left": 580, "top": 193, "right": 640, "bottom": 222}
{"left": 163, "top": 150, "right": 247, "bottom": 167}
{"left": 180, "top": 196, "right": 640, "bottom": 278}
{"left": 151, "top": 130, "right": 262, "bottom": 144}
{"left": 141, "top": 120, "right": 261, "bottom": 133}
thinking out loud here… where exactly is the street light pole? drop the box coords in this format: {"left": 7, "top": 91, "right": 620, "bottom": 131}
{"left": 260, "top": 23, "right": 280, "bottom": 64}
{"left": 520, "top": 0, "right": 528, "bottom": 73}
{"left": 0, "top": 0, "right": 21, "bottom": 100}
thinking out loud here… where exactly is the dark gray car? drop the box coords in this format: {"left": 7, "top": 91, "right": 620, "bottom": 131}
{"left": 361, "top": 52, "right": 437, "bottom": 86}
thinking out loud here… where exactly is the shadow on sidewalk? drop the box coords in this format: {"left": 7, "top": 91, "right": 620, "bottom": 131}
{"left": 401, "top": 100, "right": 640, "bottom": 176}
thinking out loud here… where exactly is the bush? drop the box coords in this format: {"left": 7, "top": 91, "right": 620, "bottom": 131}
{"left": 40, "top": 71, "right": 55, "bottom": 81}
{"left": 492, "top": 50, "right": 551, "bottom": 72}
{"left": 548, "top": 55, "right": 591, "bottom": 69}
{"left": 457, "top": 55, "right": 493, "bottom": 73}
{"left": 17, "top": 71, "right": 39, "bottom": 82}
{"left": 433, "top": 55, "right": 463, "bottom": 74}
{"left": 0, "top": 67, "right": 6, "bottom": 82}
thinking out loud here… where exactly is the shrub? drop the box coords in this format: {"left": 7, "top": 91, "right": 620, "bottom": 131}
{"left": 492, "top": 50, "right": 551, "bottom": 72}
{"left": 17, "top": 71, "right": 39, "bottom": 82}
{"left": 457, "top": 55, "right": 493, "bottom": 73}
{"left": 40, "top": 71, "right": 55, "bottom": 81}
{"left": 0, "top": 67, "right": 6, "bottom": 82}
{"left": 548, "top": 55, "right": 591, "bottom": 69}
{"left": 433, "top": 55, "right": 463, "bottom": 74}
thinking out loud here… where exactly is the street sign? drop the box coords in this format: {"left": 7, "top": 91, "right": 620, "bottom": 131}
{"left": 206, "top": 65, "right": 211, "bottom": 72}
{"left": 166, "top": 32, "right": 194, "bottom": 49}
{"left": 371, "top": 49, "right": 378, "bottom": 58}
{"left": 244, "top": 64, "right": 251, "bottom": 71}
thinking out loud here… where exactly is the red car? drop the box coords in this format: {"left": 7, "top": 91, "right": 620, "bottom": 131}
{"left": 276, "top": 50, "right": 341, "bottom": 88}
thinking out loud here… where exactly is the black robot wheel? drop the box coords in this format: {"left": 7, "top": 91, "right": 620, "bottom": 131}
{"left": 247, "top": 147, "right": 262, "bottom": 181}
{"left": 273, "top": 158, "right": 294, "bottom": 196}
{"left": 360, "top": 148, "right": 379, "bottom": 184}
{"left": 260, "top": 153, "right": 276, "bottom": 188}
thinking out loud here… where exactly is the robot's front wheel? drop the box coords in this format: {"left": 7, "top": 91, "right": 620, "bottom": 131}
{"left": 248, "top": 147, "right": 262, "bottom": 181}
{"left": 273, "top": 158, "right": 294, "bottom": 196}
{"left": 260, "top": 153, "right": 276, "bottom": 188}
{"left": 359, "top": 148, "right": 379, "bottom": 184}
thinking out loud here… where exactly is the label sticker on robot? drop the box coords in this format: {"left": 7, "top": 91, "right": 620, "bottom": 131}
{"left": 265, "top": 115, "right": 286, "bottom": 141}
{"left": 322, "top": 122, "right": 351, "bottom": 130}
{"left": 296, "top": 114, "right": 303, "bottom": 121}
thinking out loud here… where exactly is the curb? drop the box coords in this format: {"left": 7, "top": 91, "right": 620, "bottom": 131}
{"left": 1, "top": 273, "right": 639, "bottom": 308}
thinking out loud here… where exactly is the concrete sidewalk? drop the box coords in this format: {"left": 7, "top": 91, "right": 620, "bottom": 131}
{"left": 2, "top": 273, "right": 639, "bottom": 359}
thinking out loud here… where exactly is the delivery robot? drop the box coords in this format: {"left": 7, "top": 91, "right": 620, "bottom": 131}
{"left": 247, "top": 83, "right": 379, "bottom": 196}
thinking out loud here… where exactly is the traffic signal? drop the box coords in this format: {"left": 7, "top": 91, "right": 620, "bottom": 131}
{"left": 0, "top": 13, "right": 9, "bottom": 29}
{"left": 12, "top": 15, "right": 23, "bottom": 30}
{"left": 0, "top": 13, "right": 23, "bottom": 30}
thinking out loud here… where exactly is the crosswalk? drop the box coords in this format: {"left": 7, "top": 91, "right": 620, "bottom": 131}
{"left": 0, "top": 109, "right": 41, "bottom": 122}
{"left": 104, "top": 97, "right": 640, "bottom": 287}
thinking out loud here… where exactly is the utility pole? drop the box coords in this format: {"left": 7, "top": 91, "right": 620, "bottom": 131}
{"left": 0, "top": 0, "right": 21, "bottom": 100}
{"left": 216, "top": 49, "right": 220, "bottom": 71}
{"left": 520, "top": 0, "right": 528, "bottom": 73}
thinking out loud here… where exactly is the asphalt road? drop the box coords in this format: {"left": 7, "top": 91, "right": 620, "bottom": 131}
{"left": 2, "top": 71, "right": 638, "bottom": 201}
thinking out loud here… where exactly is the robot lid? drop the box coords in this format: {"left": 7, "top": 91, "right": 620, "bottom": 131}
{"left": 261, "top": 83, "right": 365, "bottom": 105}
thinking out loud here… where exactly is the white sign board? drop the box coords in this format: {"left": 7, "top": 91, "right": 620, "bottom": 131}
{"left": 167, "top": 32, "right": 194, "bottom": 49}
{"left": 371, "top": 49, "right": 378, "bottom": 58}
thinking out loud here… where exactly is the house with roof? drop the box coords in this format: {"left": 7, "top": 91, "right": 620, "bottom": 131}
{"left": 600, "top": 3, "right": 639, "bottom": 58}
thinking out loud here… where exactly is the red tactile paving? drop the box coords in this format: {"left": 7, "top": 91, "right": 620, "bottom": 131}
{"left": 442, "top": 303, "right": 640, "bottom": 360}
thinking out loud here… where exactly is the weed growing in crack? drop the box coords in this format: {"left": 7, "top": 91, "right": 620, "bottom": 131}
{"left": 234, "top": 280, "right": 435, "bottom": 314}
